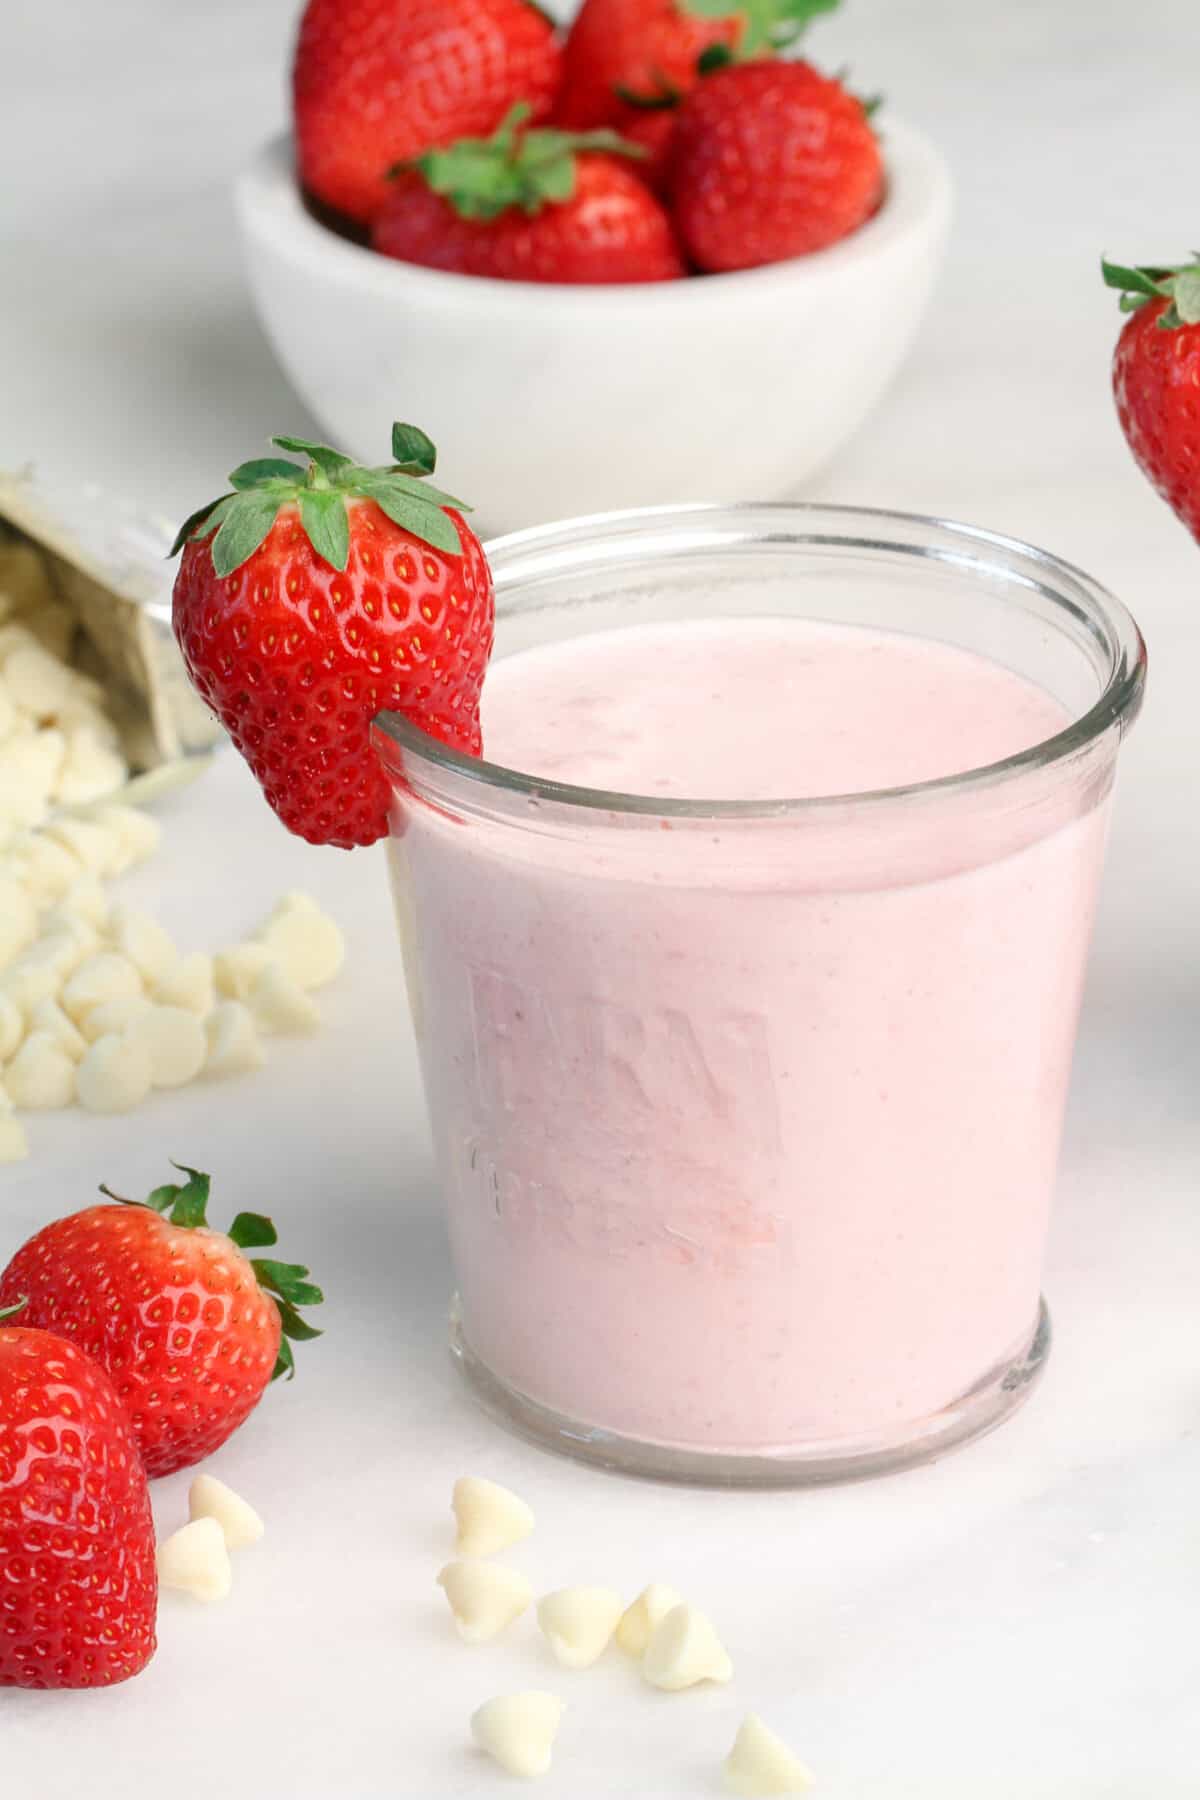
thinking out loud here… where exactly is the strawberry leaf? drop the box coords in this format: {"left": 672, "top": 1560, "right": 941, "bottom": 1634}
{"left": 364, "top": 485, "right": 462, "bottom": 555}
{"left": 1173, "top": 268, "right": 1200, "bottom": 325}
{"left": 299, "top": 490, "right": 351, "bottom": 571}
{"left": 410, "top": 109, "right": 643, "bottom": 221}
{"left": 0, "top": 1296, "right": 29, "bottom": 1325}
{"left": 211, "top": 493, "right": 284, "bottom": 579}
{"left": 229, "top": 457, "right": 304, "bottom": 489}
{"left": 1101, "top": 258, "right": 1169, "bottom": 297}
{"left": 274, "top": 1297, "right": 323, "bottom": 1343}
{"left": 1102, "top": 254, "right": 1200, "bottom": 330}
{"left": 682, "top": 0, "right": 840, "bottom": 55}
{"left": 251, "top": 1258, "right": 325, "bottom": 1308}
{"left": 360, "top": 469, "right": 470, "bottom": 512}
{"left": 168, "top": 495, "right": 232, "bottom": 558}
{"left": 391, "top": 422, "right": 437, "bottom": 474}
{"left": 166, "top": 1164, "right": 211, "bottom": 1228}
{"left": 272, "top": 435, "right": 353, "bottom": 481}
{"left": 697, "top": 42, "right": 735, "bottom": 72}
{"left": 229, "top": 1211, "right": 278, "bottom": 1250}
{"left": 172, "top": 419, "right": 467, "bottom": 573}
{"left": 272, "top": 1336, "right": 296, "bottom": 1382}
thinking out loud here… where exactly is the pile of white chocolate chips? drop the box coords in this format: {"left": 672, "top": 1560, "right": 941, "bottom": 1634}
{"left": 0, "top": 572, "right": 344, "bottom": 1163}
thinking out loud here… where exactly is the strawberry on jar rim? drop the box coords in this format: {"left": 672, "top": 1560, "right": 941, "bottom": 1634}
{"left": 372, "top": 104, "right": 685, "bottom": 283}
{"left": 293, "top": 0, "right": 563, "bottom": 226}
{"left": 554, "top": 0, "right": 841, "bottom": 130}
{"left": 670, "top": 60, "right": 884, "bottom": 273}
{"left": 1103, "top": 255, "right": 1200, "bottom": 544}
{"left": 170, "top": 422, "right": 494, "bottom": 850}
{"left": 0, "top": 1304, "right": 158, "bottom": 1689}
{"left": 0, "top": 1164, "right": 324, "bottom": 1479}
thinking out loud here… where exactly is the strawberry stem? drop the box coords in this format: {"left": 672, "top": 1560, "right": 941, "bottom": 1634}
{"left": 681, "top": 0, "right": 841, "bottom": 56}
{"left": 168, "top": 422, "right": 469, "bottom": 577}
{"left": 399, "top": 104, "right": 646, "bottom": 222}
{"left": 1101, "top": 254, "right": 1200, "bottom": 329}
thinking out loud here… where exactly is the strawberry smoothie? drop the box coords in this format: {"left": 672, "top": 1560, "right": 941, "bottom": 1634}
{"left": 384, "top": 606, "right": 1129, "bottom": 1471}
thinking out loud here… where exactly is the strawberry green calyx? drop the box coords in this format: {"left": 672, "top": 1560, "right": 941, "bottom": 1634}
{"left": 0, "top": 1297, "right": 28, "bottom": 1325}
{"left": 98, "top": 1162, "right": 324, "bottom": 1383}
{"left": 168, "top": 421, "right": 468, "bottom": 578}
{"left": 1102, "top": 255, "right": 1200, "bottom": 330}
{"left": 401, "top": 102, "right": 645, "bottom": 221}
{"left": 682, "top": 0, "right": 841, "bottom": 57}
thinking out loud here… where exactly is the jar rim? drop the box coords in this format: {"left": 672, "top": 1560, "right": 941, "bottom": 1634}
{"left": 371, "top": 501, "right": 1147, "bottom": 821}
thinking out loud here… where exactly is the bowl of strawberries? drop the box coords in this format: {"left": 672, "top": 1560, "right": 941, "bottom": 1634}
{"left": 236, "top": 0, "right": 951, "bottom": 531}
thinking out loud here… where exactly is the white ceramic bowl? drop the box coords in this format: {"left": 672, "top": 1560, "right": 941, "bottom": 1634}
{"left": 235, "top": 128, "right": 951, "bottom": 533}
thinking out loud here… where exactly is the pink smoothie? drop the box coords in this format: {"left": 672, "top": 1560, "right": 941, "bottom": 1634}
{"left": 390, "top": 619, "right": 1111, "bottom": 1456}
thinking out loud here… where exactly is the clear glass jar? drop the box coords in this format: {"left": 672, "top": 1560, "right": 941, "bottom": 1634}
{"left": 373, "top": 504, "right": 1146, "bottom": 1485}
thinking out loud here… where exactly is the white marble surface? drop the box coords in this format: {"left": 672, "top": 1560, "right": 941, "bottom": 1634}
{"left": 2, "top": 1, "right": 1199, "bottom": 1794}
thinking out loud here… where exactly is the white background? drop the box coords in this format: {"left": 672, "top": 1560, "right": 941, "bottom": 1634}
{"left": 2, "top": 0, "right": 1199, "bottom": 1794}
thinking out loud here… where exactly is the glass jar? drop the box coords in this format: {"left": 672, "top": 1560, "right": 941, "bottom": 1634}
{"left": 373, "top": 504, "right": 1146, "bottom": 1485}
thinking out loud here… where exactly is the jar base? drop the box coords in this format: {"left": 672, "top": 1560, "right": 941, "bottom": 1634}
{"left": 448, "top": 1298, "right": 1051, "bottom": 1488}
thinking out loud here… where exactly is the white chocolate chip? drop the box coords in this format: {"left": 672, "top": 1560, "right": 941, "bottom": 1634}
{"left": 29, "top": 997, "right": 87, "bottom": 1062}
{"left": 4, "top": 1031, "right": 76, "bottom": 1110}
{"left": 642, "top": 1604, "right": 733, "bottom": 1691}
{"left": 5, "top": 644, "right": 74, "bottom": 717}
{"left": 0, "top": 993, "right": 22, "bottom": 1061}
{"left": 153, "top": 951, "right": 214, "bottom": 1016}
{"left": 0, "top": 1112, "right": 29, "bottom": 1163}
{"left": 44, "top": 815, "right": 118, "bottom": 875}
{"left": 80, "top": 993, "right": 153, "bottom": 1044}
{"left": 0, "top": 874, "right": 37, "bottom": 968}
{"left": 36, "top": 915, "right": 100, "bottom": 979}
{"left": 213, "top": 941, "right": 273, "bottom": 1002}
{"left": 53, "top": 726, "right": 127, "bottom": 808}
{"left": 536, "top": 1587, "right": 623, "bottom": 1670}
{"left": 107, "top": 906, "right": 178, "bottom": 986}
{"left": 247, "top": 963, "right": 319, "bottom": 1035}
{"left": 87, "top": 803, "right": 160, "bottom": 869}
{"left": 615, "top": 1583, "right": 684, "bottom": 1658}
{"left": 470, "top": 1693, "right": 565, "bottom": 1780}
{"left": 188, "top": 1474, "right": 264, "bottom": 1550}
{"left": 75, "top": 1033, "right": 153, "bottom": 1114}
{"left": 6, "top": 832, "right": 81, "bottom": 906}
{"left": 0, "top": 941, "right": 66, "bottom": 1017}
{"left": 437, "top": 1560, "right": 533, "bottom": 1644}
{"left": 256, "top": 895, "right": 345, "bottom": 990}
{"left": 724, "top": 1715, "right": 815, "bottom": 1796}
{"left": 156, "top": 1517, "right": 233, "bottom": 1602}
{"left": 204, "top": 1001, "right": 266, "bottom": 1078}
{"left": 452, "top": 1476, "right": 536, "bottom": 1558}
{"left": 60, "top": 872, "right": 109, "bottom": 930}
{"left": 124, "top": 1005, "right": 207, "bottom": 1089}
{"left": 61, "top": 951, "right": 143, "bottom": 1024}
{"left": 0, "top": 730, "right": 64, "bottom": 826}
{"left": 270, "top": 890, "right": 320, "bottom": 916}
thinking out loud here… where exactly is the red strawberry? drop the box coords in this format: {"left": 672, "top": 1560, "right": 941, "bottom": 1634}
{"left": 372, "top": 107, "right": 684, "bottom": 283}
{"left": 1103, "top": 256, "right": 1200, "bottom": 543}
{"left": 0, "top": 1165, "right": 323, "bottom": 1480}
{"left": 293, "top": 0, "right": 563, "bottom": 227}
{"left": 170, "top": 422, "right": 493, "bottom": 850}
{"left": 616, "top": 103, "right": 680, "bottom": 196}
{"left": 0, "top": 1304, "right": 157, "bottom": 1689}
{"left": 554, "top": 0, "right": 839, "bottom": 129}
{"left": 670, "top": 60, "right": 883, "bottom": 272}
